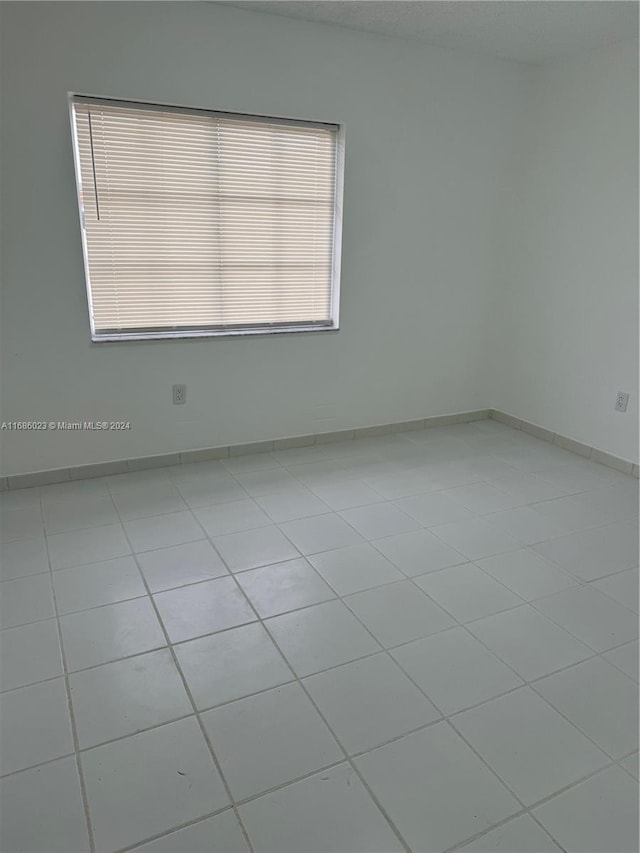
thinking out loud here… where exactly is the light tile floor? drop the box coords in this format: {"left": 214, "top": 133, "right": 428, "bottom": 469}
{"left": 0, "top": 420, "right": 638, "bottom": 853}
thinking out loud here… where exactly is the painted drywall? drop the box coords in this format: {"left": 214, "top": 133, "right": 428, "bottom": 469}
{"left": 490, "top": 39, "right": 639, "bottom": 463}
{"left": 0, "top": 1, "right": 524, "bottom": 475}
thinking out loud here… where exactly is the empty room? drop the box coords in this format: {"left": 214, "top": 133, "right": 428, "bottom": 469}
{"left": 0, "top": 1, "right": 638, "bottom": 852}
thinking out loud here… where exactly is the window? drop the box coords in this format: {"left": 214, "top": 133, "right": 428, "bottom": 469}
{"left": 69, "top": 96, "right": 343, "bottom": 341}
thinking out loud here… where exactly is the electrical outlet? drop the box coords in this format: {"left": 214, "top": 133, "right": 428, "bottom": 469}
{"left": 172, "top": 384, "right": 186, "bottom": 405}
{"left": 615, "top": 391, "right": 629, "bottom": 413}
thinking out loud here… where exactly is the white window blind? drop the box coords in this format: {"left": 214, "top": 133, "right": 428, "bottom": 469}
{"left": 70, "top": 96, "right": 342, "bottom": 341}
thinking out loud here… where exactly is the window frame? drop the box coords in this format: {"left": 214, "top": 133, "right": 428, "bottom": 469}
{"left": 68, "top": 93, "right": 345, "bottom": 343}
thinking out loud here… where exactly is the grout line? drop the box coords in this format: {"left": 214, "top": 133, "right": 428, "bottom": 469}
{"left": 248, "top": 610, "right": 413, "bottom": 852}
{"left": 326, "top": 528, "right": 639, "bottom": 799}
{"left": 5, "top": 601, "right": 634, "bottom": 711}
{"left": 444, "top": 809, "right": 567, "bottom": 853}
{"left": 110, "top": 502, "right": 258, "bottom": 853}
{"left": 2, "top": 542, "right": 637, "bottom": 693}
{"left": 0, "top": 750, "right": 80, "bottom": 780}
{"left": 260, "top": 518, "right": 549, "bottom": 851}
{"left": 177, "top": 489, "right": 414, "bottom": 851}
{"left": 443, "top": 713, "right": 610, "bottom": 853}
{"left": 114, "top": 806, "right": 243, "bottom": 853}
{"left": 38, "top": 489, "right": 96, "bottom": 853}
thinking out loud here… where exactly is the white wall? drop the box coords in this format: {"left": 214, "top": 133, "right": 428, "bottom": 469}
{"left": 0, "top": 1, "right": 523, "bottom": 476}
{"left": 2, "top": 5, "right": 637, "bottom": 476}
{"left": 490, "top": 40, "right": 639, "bottom": 463}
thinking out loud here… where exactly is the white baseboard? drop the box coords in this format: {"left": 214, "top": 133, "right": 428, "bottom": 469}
{"left": 2, "top": 409, "right": 492, "bottom": 489}
{"left": 1, "top": 407, "right": 636, "bottom": 489}
{"left": 490, "top": 410, "right": 639, "bottom": 478}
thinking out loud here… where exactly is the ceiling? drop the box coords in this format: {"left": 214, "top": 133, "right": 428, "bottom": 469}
{"left": 220, "top": 1, "right": 639, "bottom": 64}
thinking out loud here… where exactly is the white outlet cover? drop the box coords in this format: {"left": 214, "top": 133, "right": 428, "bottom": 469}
{"left": 615, "top": 392, "right": 629, "bottom": 412}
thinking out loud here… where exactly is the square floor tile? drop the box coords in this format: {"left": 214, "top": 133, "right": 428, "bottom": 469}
{"left": 266, "top": 599, "right": 380, "bottom": 677}
{"left": 533, "top": 766, "right": 639, "bottom": 853}
{"left": 222, "top": 453, "right": 280, "bottom": 474}
{"left": 308, "top": 543, "right": 404, "bottom": 595}
{"left": 194, "top": 499, "right": 271, "bottom": 537}
{"left": 0, "top": 573, "right": 55, "bottom": 628}
{"left": 0, "top": 678, "right": 74, "bottom": 775}
{"left": 603, "top": 640, "right": 639, "bottom": 682}
{"left": 392, "top": 627, "right": 522, "bottom": 715}
{"left": 373, "top": 529, "right": 467, "bottom": 576}
{"left": 409, "top": 459, "right": 479, "bottom": 485}
{"left": 285, "top": 461, "right": 354, "bottom": 490}
{"left": 43, "top": 496, "right": 119, "bottom": 534}
{"left": 468, "top": 604, "right": 592, "bottom": 681}
{"left": 414, "top": 563, "right": 523, "bottom": 623}
{"left": 48, "top": 523, "right": 131, "bottom": 570}
{"left": 213, "top": 526, "right": 300, "bottom": 572}
{"left": 70, "top": 649, "right": 191, "bottom": 748}
{"left": 531, "top": 494, "right": 616, "bottom": 533}
{"left": 339, "top": 503, "right": 419, "bottom": 541}
{"left": 574, "top": 482, "right": 639, "bottom": 523}
{"left": 81, "top": 717, "right": 228, "bottom": 852}
{"left": 494, "top": 446, "right": 572, "bottom": 474}
{"left": 443, "top": 483, "right": 523, "bottom": 515}
{"left": 233, "top": 467, "right": 298, "bottom": 497}
{"left": 0, "top": 538, "right": 49, "bottom": 580}
{"left": 534, "top": 521, "right": 639, "bottom": 581}
{"left": 236, "top": 558, "right": 335, "bottom": 618}
{"left": 154, "top": 576, "right": 255, "bottom": 643}
{"left": 454, "top": 687, "right": 609, "bottom": 805}
{"left": 254, "top": 488, "right": 330, "bottom": 524}
{"left": 53, "top": 556, "right": 146, "bottom": 615}
{"left": 124, "top": 512, "right": 204, "bottom": 553}
{"left": 175, "top": 622, "right": 292, "bottom": 710}
{"left": 486, "top": 506, "right": 569, "bottom": 545}
{"left": 202, "top": 682, "right": 341, "bottom": 800}
{"left": 431, "top": 518, "right": 520, "bottom": 561}
{"left": 591, "top": 568, "right": 639, "bottom": 613}
{"left": 0, "top": 757, "right": 90, "bottom": 853}
{"left": 491, "top": 472, "right": 569, "bottom": 504}
{"left": 60, "top": 596, "right": 166, "bottom": 671}
{"left": 458, "top": 815, "right": 561, "bottom": 852}
{"left": 239, "top": 763, "right": 404, "bottom": 853}
{"left": 0, "top": 488, "right": 41, "bottom": 511}
{"left": 1, "top": 619, "right": 63, "bottom": 691}
{"left": 393, "top": 491, "right": 476, "bottom": 527}
{"left": 279, "top": 514, "right": 364, "bottom": 556}
{"left": 176, "top": 476, "right": 247, "bottom": 509}
{"left": 111, "top": 484, "right": 187, "bottom": 521}
{"left": 463, "top": 456, "right": 522, "bottom": 482}
{"left": 534, "top": 586, "right": 639, "bottom": 652}
{"left": 132, "top": 811, "right": 248, "bottom": 852}
{"left": 1, "top": 507, "right": 43, "bottom": 542}
{"left": 534, "top": 461, "right": 622, "bottom": 493}
{"left": 475, "top": 549, "right": 576, "bottom": 601}
{"left": 355, "top": 723, "right": 519, "bottom": 852}
{"left": 273, "top": 444, "right": 328, "bottom": 466}
{"left": 41, "top": 478, "right": 111, "bottom": 502}
{"left": 344, "top": 581, "right": 455, "bottom": 648}
{"left": 137, "top": 540, "right": 228, "bottom": 593}
{"left": 365, "top": 470, "right": 442, "bottom": 501}
{"left": 534, "top": 657, "right": 638, "bottom": 759}
{"left": 107, "top": 470, "right": 173, "bottom": 492}
{"left": 303, "top": 653, "right": 440, "bottom": 754}
{"left": 307, "top": 480, "right": 385, "bottom": 511}
{"left": 167, "top": 461, "right": 231, "bottom": 483}
{"left": 620, "top": 752, "right": 639, "bottom": 780}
